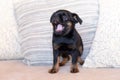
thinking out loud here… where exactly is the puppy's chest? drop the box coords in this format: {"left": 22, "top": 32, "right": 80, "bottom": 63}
{"left": 53, "top": 37, "right": 74, "bottom": 44}
{"left": 53, "top": 37, "right": 76, "bottom": 51}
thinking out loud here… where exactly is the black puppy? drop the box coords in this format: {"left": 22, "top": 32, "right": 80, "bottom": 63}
{"left": 49, "top": 10, "right": 84, "bottom": 73}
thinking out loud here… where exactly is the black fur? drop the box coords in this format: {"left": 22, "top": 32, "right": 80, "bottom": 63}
{"left": 49, "top": 10, "right": 84, "bottom": 73}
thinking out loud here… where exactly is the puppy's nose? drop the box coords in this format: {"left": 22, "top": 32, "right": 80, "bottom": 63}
{"left": 56, "top": 24, "right": 64, "bottom": 32}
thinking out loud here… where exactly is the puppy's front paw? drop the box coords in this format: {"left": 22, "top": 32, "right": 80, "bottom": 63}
{"left": 70, "top": 68, "right": 79, "bottom": 73}
{"left": 48, "top": 68, "right": 58, "bottom": 73}
{"left": 59, "top": 63, "right": 65, "bottom": 66}
{"left": 59, "top": 57, "right": 69, "bottom": 66}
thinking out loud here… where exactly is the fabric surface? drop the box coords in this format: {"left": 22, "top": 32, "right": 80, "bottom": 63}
{"left": 0, "top": 61, "right": 120, "bottom": 80}
{"left": 83, "top": 0, "right": 120, "bottom": 67}
{"left": 0, "top": 0, "right": 22, "bottom": 59}
{"left": 13, "top": 0, "right": 99, "bottom": 65}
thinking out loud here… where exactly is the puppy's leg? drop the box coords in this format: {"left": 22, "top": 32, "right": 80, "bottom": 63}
{"left": 70, "top": 50, "right": 79, "bottom": 73}
{"left": 78, "top": 46, "right": 84, "bottom": 65}
{"left": 78, "top": 57, "right": 84, "bottom": 65}
{"left": 59, "top": 54, "right": 70, "bottom": 66}
{"left": 49, "top": 50, "right": 60, "bottom": 73}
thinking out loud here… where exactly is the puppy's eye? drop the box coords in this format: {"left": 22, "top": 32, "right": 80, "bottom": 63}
{"left": 63, "top": 16, "right": 67, "bottom": 21}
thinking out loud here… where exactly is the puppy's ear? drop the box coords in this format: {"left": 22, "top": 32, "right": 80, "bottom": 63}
{"left": 72, "top": 13, "right": 82, "bottom": 25}
{"left": 50, "top": 12, "right": 56, "bottom": 23}
{"left": 50, "top": 14, "right": 54, "bottom": 23}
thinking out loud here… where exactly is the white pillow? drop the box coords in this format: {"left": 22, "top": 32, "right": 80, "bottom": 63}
{"left": 83, "top": 0, "right": 120, "bottom": 68}
{"left": 13, "top": 0, "right": 99, "bottom": 65}
{"left": 0, "top": 0, "right": 22, "bottom": 59}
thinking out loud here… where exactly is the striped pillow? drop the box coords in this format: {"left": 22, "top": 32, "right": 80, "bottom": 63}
{"left": 14, "top": 0, "right": 99, "bottom": 65}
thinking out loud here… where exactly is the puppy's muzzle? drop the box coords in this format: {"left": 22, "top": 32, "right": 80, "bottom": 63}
{"left": 55, "top": 24, "right": 65, "bottom": 34}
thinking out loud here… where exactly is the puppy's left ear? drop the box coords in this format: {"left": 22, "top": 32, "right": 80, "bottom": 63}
{"left": 50, "top": 12, "right": 56, "bottom": 23}
{"left": 72, "top": 13, "right": 83, "bottom": 25}
{"left": 50, "top": 14, "right": 54, "bottom": 23}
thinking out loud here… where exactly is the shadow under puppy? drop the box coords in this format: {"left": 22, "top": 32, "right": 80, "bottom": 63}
{"left": 49, "top": 10, "right": 84, "bottom": 73}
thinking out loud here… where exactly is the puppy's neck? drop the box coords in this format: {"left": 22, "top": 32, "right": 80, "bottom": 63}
{"left": 63, "top": 29, "right": 74, "bottom": 38}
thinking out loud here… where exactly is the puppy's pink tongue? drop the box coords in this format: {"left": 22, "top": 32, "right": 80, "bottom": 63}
{"left": 56, "top": 24, "right": 64, "bottom": 32}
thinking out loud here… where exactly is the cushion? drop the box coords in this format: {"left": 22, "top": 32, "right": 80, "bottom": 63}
{"left": 83, "top": 0, "right": 120, "bottom": 68}
{"left": 13, "top": 0, "right": 99, "bottom": 65}
{"left": 0, "top": 0, "right": 22, "bottom": 59}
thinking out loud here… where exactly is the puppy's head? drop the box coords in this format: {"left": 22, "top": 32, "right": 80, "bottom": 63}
{"left": 50, "top": 10, "right": 82, "bottom": 36}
